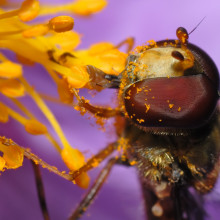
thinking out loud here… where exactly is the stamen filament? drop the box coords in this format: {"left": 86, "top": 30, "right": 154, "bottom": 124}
{"left": 20, "top": 77, "right": 72, "bottom": 150}
{"left": 24, "top": 148, "right": 73, "bottom": 181}
{"left": 6, "top": 104, "right": 28, "bottom": 125}
{"left": 10, "top": 98, "right": 62, "bottom": 153}
{"left": 0, "top": 9, "right": 20, "bottom": 20}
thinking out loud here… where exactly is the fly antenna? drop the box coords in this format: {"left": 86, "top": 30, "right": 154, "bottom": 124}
{"left": 188, "top": 16, "right": 206, "bottom": 35}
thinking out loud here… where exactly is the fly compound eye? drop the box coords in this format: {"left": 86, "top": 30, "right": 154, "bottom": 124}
{"left": 124, "top": 75, "right": 219, "bottom": 129}
{"left": 123, "top": 27, "right": 220, "bottom": 130}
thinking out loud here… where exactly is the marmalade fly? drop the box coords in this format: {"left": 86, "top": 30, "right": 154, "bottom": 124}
{"left": 62, "top": 27, "right": 219, "bottom": 220}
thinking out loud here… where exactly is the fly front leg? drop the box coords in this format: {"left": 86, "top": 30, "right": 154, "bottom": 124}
{"left": 70, "top": 143, "right": 117, "bottom": 179}
{"left": 115, "top": 37, "right": 135, "bottom": 53}
{"left": 72, "top": 88, "right": 122, "bottom": 118}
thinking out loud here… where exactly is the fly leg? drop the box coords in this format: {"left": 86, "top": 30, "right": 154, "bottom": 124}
{"left": 70, "top": 143, "right": 116, "bottom": 180}
{"left": 69, "top": 158, "right": 117, "bottom": 220}
{"left": 72, "top": 88, "right": 122, "bottom": 118}
{"left": 31, "top": 161, "right": 50, "bottom": 220}
{"left": 27, "top": 143, "right": 117, "bottom": 220}
{"left": 115, "top": 37, "right": 135, "bottom": 53}
{"left": 69, "top": 156, "right": 131, "bottom": 220}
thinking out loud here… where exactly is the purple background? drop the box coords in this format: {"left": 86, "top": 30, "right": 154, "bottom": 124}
{"left": 0, "top": 0, "right": 220, "bottom": 220}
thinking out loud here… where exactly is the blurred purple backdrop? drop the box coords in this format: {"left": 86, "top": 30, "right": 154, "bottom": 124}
{"left": 0, "top": 0, "right": 220, "bottom": 220}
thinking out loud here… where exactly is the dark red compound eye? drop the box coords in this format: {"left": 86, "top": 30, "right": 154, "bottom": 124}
{"left": 124, "top": 74, "right": 219, "bottom": 129}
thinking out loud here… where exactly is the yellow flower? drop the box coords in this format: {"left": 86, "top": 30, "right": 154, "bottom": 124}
{"left": 0, "top": 0, "right": 126, "bottom": 189}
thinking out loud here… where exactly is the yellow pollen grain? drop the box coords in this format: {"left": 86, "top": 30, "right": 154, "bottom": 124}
{"left": 178, "top": 107, "right": 181, "bottom": 112}
{"left": 158, "top": 119, "right": 162, "bottom": 122}
{"left": 137, "top": 119, "right": 144, "bottom": 124}
{"left": 136, "top": 87, "right": 142, "bottom": 94}
{"left": 145, "top": 104, "right": 150, "bottom": 113}
{"left": 169, "top": 104, "right": 174, "bottom": 109}
{"left": 130, "top": 160, "right": 136, "bottom": 166}
{"left": 124, "top": 96, "right": 130, "bottom": 100}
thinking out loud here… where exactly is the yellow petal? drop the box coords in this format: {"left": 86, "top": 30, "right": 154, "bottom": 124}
{"left": 18, "top": 0, "right": 40, "bottom": 22}
{"left": 75, "top": 172, "right": 90, "bottom": 189}
{"left": 0, "top": 142, "right": 24, "bottom": 169}
{"left": 0, "top": 61, "right": 22, "bottom": 79}
{"left": 0, "top": 79, "right": 25, "bottom": 97}
{"left": 25, "top": 119, "right": 48, "bottom": 135}
{"left": 0, "top": 102, "right": 9, "bottom": 123}
{"left": 71, "top": 0, "right": 107, "bottom": 16}
{"left": 22, "top": 24, "right": 49, "bottom": 38}
{"left": 49, "top": 16, "right": 74, "bottom": 33}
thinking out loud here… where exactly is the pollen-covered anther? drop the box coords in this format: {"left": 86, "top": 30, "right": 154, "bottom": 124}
{"left": 0, "top": 141, "right": 24, "bottom": 170}
{"left": 71, "top": 0, "right": 107, "bottom": 16}
{"left": 18, "top": 0, "right": 40, "bottom": 22}
{"left": 0, "top": 79, "right": 25, "bottom": 97}
{"left": 61, "top": 146, "right": 90, "bottom": 189}
{"left": 49, "top": 16, "right": 74, "bottom": 33}
{"left": 0, "top": 61, "right": 22, "bottom": 79}
{"left": 24, "top": 119, "right": 48, "bottom": 135}
{"left": 0, "top": 157, "right": 6, "bottom": 171}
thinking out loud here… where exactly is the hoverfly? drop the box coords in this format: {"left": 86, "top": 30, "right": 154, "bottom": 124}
{"left": 63, "top": 27, "right": 219, "bottom": 220}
